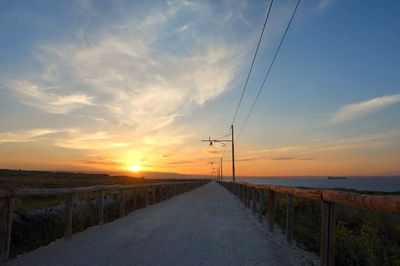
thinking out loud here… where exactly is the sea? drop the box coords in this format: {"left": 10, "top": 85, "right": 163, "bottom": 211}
{"left": 223, "top": 177, "right": 400, "bottom": 192}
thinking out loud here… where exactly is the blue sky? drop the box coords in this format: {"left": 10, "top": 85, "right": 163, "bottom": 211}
{"left": 0, "top": 0, "right": 399, "bottom": 176}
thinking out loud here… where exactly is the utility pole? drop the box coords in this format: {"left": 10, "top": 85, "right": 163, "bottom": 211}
{"left": 201, "top": 125, "right": 236, "bottom": 182}
{"left": 220, "top": 157, "right": 223, "bottom": 181}
{"left": 231, "top": 125, "right": 235, "bottom": 182}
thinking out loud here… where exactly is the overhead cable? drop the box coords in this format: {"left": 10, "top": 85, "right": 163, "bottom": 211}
{"left": 231, "top": 0, "right": 274, "bottom": 125}
{"left": 236, "top": 0, "right": 301, "bottom": 140}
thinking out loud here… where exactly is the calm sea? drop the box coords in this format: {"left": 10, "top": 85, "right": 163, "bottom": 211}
{"left": 225, "top": 177, "right": 400, "bottom": 192}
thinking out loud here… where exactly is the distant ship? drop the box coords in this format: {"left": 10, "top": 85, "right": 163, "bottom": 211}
{"left": 328, "top": 176, "right": 347, "bottom": 179}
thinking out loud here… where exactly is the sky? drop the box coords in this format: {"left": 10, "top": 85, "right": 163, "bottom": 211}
{"left": 0, "top": 0, "right": 399, "bottom": 177}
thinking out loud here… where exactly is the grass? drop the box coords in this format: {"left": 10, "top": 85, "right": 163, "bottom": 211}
{"left": 1, "top": 169, "right": 199, "bottom": 258}
{"left": 0, "top": 169, "right": 154, "bottom": 190}
{"left": 259, "top": 189, "right": 400, "bottom": 265}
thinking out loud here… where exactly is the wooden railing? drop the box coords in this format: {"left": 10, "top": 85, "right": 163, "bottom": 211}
{"left": 0, "top": 180, "right": 209, "bottom": 261}
{"left": 217, "top": 181, "right": 400, "bottom": 266}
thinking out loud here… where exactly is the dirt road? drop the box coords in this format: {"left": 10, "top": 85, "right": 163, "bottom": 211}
{"left": 8, "top": 181, "right": 302, "bottom": 266}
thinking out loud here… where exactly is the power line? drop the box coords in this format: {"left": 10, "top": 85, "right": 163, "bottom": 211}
{"left": 215, "top": 133, "right": 231, "bottom": 140}
{"left": 221, "top": 143, "right": 228, "bottom": 157}
{"left": 236, "top": 0, "right": 301, "bottom": 140}
{"left": 231, "top": 0, "right": 274, "bottom": 125}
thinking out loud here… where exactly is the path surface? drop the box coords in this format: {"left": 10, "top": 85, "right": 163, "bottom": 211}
{"left": 8, "top": 181, "right": 300, "bottom": 266}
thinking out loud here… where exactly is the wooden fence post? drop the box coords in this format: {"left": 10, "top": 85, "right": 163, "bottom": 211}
{"left": 286, "top": 195, "right": 294, "bottom": 244}
{"left": 242, "top": 185, "right": 245, "bottom": 203}
{"left": 160, "top": 185, "right": 165, "bottom": 200}
{"left": 0, "top": 197, "right": 14, "bottom": 261}
{"left": 98, "top": 189, "right": 104, "bottom": 225}
{"left": 320, "top": 201, "right": 336, "bottom": 266}
{"left": 252, "top": 188, "right": 257, "bottom": 212}
{"left": 64, "top": 194, "right": 74, "bottom": 239}
{"left": 145, "top": 188, "right": 149, "bottom": 207}
{"left": 133, "top": 189, "right": 137, "bottom": 210}
{"left": 164, "top": 185, "right": 168, "bottom": 200}
{"left": 268, "top": 190, "right": 275, "bottom": 232}
{"left": 258, "top": 189, "right": 264, "bottom": 222}
{"left": 242, "top": 185, "right": 245, "bottom": 204}
{"left": 119, "top": 189, "right": 125, "bottom": 217}
{"left": 246, "top": 186, "right": 250, "bottom": 207}
{"left": 152, "top": 187, "right": 156, "bottom": 204}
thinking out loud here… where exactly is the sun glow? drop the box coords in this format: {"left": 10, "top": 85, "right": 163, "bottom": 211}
{"left": 129, "top": 166, "right": 142, "bottom": 172}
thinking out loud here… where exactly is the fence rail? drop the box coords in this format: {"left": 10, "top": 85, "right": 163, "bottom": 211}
{"left": 218, "top": 181, "right": 400, "bottom": 266}
{"left": 0, "top": 180, "right": 209, "bottom": 261}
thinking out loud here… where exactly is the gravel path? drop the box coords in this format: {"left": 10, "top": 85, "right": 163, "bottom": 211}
{"left": 8, "top": 181, "right": 305, "bottom": 266}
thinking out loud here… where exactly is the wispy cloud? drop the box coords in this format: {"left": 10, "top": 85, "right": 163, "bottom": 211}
{"left": 269, "top": 157, "right": 317, "bottom": 161}
{"left": 242, "top": 130, "right": 400, "bottom": 159}
{"left": 316, "top": 0, "right": 335, "bottom": 11}
{"left": 205, "top": 149, "right": 221, "bottom": 155}
{"left": 236, "top": 156, "right": 318, "bottom": 162}
{"left": 330, "top": 93, "right": 400, "bottom": 124}
{"left": 11, "top": 81, "right": 94, "bottom": 114}
{"left": 270, "top": 157, "right": 295, "bottom": 161}
{"left": 81, "top": 157, "right": 125, "bottom": 167}
{"left": 177, "top": 24, "right": 190, "bottom": 32}
{"left": 0, "top": 128, "right": 131, "bottom": 150}
{"left": 297, "top": 157, "right": 318, "bottom": 161}
{"left": 167, "top": 160, "right": 195, "bottom": 165}
{"left": 0, "top": 129, "right": 60, "bottom": 143}
{"left": 7, "top": 1, "right": 244, "bottom": 134}
{"left": 52, "top": 131, "right": 131, "bottom": 150}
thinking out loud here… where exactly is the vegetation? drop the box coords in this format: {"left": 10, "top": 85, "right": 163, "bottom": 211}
{"left": 4, "top": 170, "right": 400, "bottom": 264}
{"left": 263, "top": 190, "right": 400, "bottom": 265}
{"left": 0, "top": 169, "right": 151, "bottom": 190}
{"left": 0, "top": 169, "right": 193, "bottom": 258}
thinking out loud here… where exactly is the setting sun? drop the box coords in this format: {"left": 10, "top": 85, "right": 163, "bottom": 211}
{"left": 129, "top": 166, "right": 142, "bottom": 172}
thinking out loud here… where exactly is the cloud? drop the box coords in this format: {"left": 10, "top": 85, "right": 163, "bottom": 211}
{"left": 82, "top": 157, "right": 125, "bottom": 167}
{"left": 243, "top": 130, "right": 400, "bottom": 159}
{"left": 330, "top": 93, "right": 400, "bottom": 124}
{"left": 270, "top": 157, "right": 294, "bottom": 161}
{"left": 205, "top": 149, "right": 220, "bottom": 154}
{"left": 0, "top": 129, "right": 60, "bottom": 143}
{"left": 7, "top": 1, "right": 243, "bottom": 134}
{"left": 53, "top": 131, "right": 131, "bottom": 150}
{"left": 0, "top": 128, "right": 131, "bottom": 150}
{"left": 236, "top": 156, "right": 264, "bottom": 162}
{"left": 235, "top": 156, "right": 318, "bottom": 162}
{"left": 167, "top": 160, "right": 195, "bottom": 165}
{"left": 177, "top": 24, "right": 190, "bottom": 32}
{"left": 316, "top": 0, "right": 335, "bottom": 11}
{"left": 267, "top": 157, "right": 318, "bottom": 161}
{"left": 11, "top": 81, "right": 94, "bottom": 114}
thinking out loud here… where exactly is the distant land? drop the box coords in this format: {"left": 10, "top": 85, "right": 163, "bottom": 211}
{"left": 0, "top": 169, "right": 209, "bottom": 179}
{"left": 0, "top": 169, "right": 208, "bottom": 189}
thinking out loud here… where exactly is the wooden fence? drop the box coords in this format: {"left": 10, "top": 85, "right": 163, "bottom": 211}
{"left": 0, "top": 180, "right": 209, "bottom": 261}
{"left": 217, "top": 181, "right": 400, "bottom": 266}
